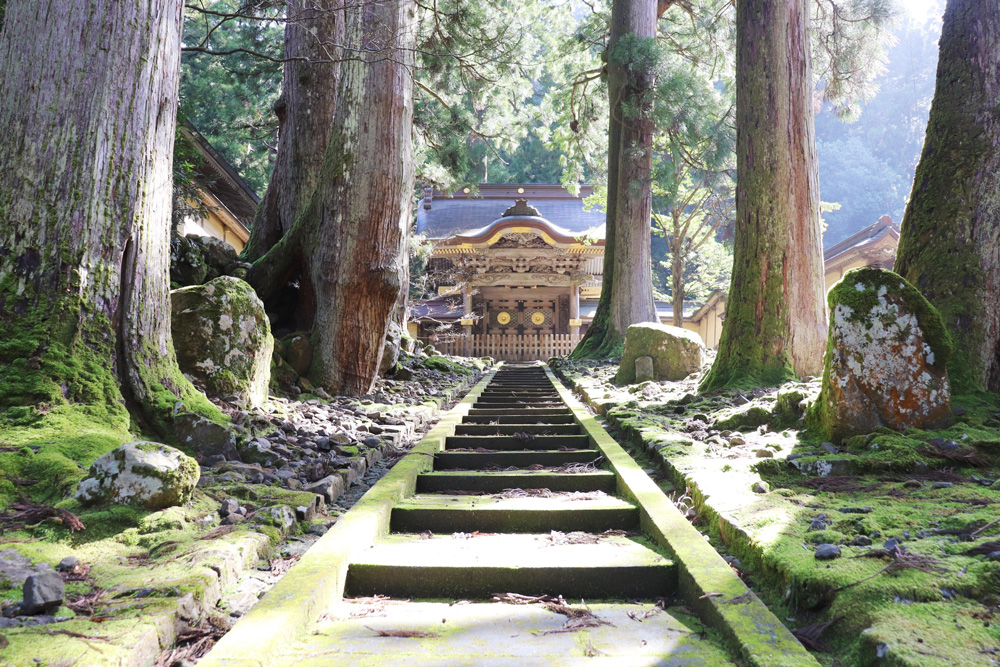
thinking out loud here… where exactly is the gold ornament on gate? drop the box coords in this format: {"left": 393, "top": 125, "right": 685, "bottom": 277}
{"left": 530, "top": 311, "right": 546, "bottom": 326}
{"left": 497, "top": 311, "right": 512, "bottom": 325}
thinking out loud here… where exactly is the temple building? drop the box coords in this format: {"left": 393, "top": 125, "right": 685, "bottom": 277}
{"left": 411, "top": 185, "right": 902, "bottom": 361}
{"left": 174, "top": 123, "right": 258, "bottom": 252}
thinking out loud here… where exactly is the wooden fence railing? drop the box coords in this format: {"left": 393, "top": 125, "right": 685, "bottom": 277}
{"left": 428, "top": 334, "right": 581, "bottom": 361}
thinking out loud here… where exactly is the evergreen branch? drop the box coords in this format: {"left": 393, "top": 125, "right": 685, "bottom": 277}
{"left": 414, "top": 80, "right": 509, "bottom": 165}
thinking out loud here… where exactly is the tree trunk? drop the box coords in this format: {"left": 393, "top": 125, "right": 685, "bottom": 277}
{"left": 672, "top": 245, "right": 684, "bottom": 327}
{"left": 700, "top": 0, "right": 826, "bottom": 391}
{"left": 0, "top": 0, "right": 216, "bottom": 436}
{"left": 571, "top": 0, "right": 657, "bottom": 358}
{"left": 242, "top": 0, "right": 343, "bottom": 330}
{"left": 248, "top": 0, "right": 416, "bottom": 395}
{"left": 894, "top": 0, "right": 1000, "bottom": 393}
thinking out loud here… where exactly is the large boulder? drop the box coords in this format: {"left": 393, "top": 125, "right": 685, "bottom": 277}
{"left": 807, "top": 267, "right": 953, "bottom": 442}
{"left": 171, "top": 276, "right": 273, "bottom": 406}
{"left": 75, "top": 442, "right": 200, "bottom": 510}
{"left": 614, "top": 322, "right": 705, "bottom": 384}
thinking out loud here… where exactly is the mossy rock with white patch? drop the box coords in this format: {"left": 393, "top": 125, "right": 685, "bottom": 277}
{"left": 807, "top": 267, "right": 953, "bottom": 442}
{"left": 75, "top": 442, "right": 199, "bottom": 510}
{"left": 614, "top": 322, "right": 704, "bottom": 385}
{"left": 171, "top": 276, "right": 273, "bottom": 407}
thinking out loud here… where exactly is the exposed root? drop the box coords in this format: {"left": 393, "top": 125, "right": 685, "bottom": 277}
{"left": 792, "top": 616, "right": 843, "bottom": 652}
{"left": 918, "top": 446, "right": 988, "bottom": 467}
{"left": 836, "top": 546, "right": 947, "bottom": 592}
{"left": 0, "top": 503, "right": 85, "bottom": 533}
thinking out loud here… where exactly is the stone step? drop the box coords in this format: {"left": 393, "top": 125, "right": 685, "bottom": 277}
{"left": 288, "top": 600, "right": 734, "bottom": 667}
{"left": 479, "top": 390, "right": 558, "bottom": 396}
{"left": 434, "top": 449, "right": 601, "bottom": 470}
{"left": 461, "top": 415, "right": 576, "bottom": 425}
{"left": 445, "top": 435, "right": 591, "bottom": 450}
{"left": 473, "top": 399, "right": 566, "bottom": 407}
{"left": 468, "top": 407, "right": 572, "bottom": 416}
{"left": 454, "top": 424, "right": 581, "bottom": 436}
{"left": 345, "top": 533, "right": 674, "bottom": 599}
{"left": 415, "top": 470, "right": 618, "bottom": 494}
{"left": 391, "top": 493, "right": 637, "bottom": 533}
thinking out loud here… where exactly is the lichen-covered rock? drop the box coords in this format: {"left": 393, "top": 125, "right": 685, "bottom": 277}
{"left": 614, "top": 322, "right": 705, "bottom": 384}
{"left": 171, "top": 276, "right": 273, "bottom": 407}
{"left": 807, "top": 267, "right": 953, "bottom": 442}
{"left": 170, "top": 234, "right": 208, "bottom": 286}
{"left": 175, "top": 413, "right": 241, "bottom": 460}
{"left": 75, "top": 442, "right": 199, "bottom": 510}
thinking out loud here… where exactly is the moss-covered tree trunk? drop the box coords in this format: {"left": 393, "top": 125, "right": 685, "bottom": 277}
{"left": 247, "top": 0, "right": 415, "bottom": 395}
{"left": 893, "top": 0, "right": 1000, "bottom": 393}
{"left": 242, "top": 0, "right": 343, "bottom": 328}
{"left": 700, "top": 0, "right": 826, "bottom": 391}
{"left": 571, "top": 0, "right": 657, "bottom": 358}
{"left": 0, "top": 0, "right": 215, "bottom": 435}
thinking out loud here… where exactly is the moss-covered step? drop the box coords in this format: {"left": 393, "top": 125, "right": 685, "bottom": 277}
{"left": 344, "top": 533, "right": 674, "bottom": 598}
{"left": 434, "top": 449, "right": 600, "bottom": 469}
{"left": 390, "top": 493, "right": 638, "bottom": 533}
{"left": 468, "top": 407, "right": 572, "bottom": 416}
{"left": 454, "top": 424, "right": 581, "bottom": 436}
{"left": 415, "top": 470, "right": 618, "bottom": 494}
{"left": 445, "top": 434, "right": 592, "bottom": 450}
{"left": 462, "top": 414, "right": 577, "bottom": 424}
{"left": 287, "top": 600, "right": 736, "bottom": 667}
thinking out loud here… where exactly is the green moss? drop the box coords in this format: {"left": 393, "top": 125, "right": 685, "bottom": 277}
{"left": 715, "top": 406, "right": 770, "bottom": 431}
{"left": 420, "top": 356, "right": 473, "bottom": 376}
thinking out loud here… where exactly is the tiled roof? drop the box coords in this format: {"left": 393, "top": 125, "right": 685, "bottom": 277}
{"left": 416, "top": 185, "right": 606, "bottom": 239}
{"left": 824, "top": 215, "right": 899, "bottom": 263}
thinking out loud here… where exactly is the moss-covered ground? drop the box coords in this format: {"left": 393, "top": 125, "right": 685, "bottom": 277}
{"left": 553, "top": 357, "right": 1000, "bottom": 667}
{"left": 0, "top": 351, "right": 484, "bottom": 666}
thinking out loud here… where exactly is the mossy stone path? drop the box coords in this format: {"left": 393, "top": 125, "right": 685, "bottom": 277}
{"left": 199, "top": 364, "right": 816, "bottom": 666}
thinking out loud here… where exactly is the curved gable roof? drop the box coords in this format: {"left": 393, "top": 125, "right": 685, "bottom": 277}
{"left": 416, "top": 184, "right": 606, "bottom": 239}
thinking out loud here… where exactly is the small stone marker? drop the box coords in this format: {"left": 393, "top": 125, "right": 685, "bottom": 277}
{"left": 615, "top": 322, "right": 705, "bottom": 384}
{"left": 635, "top": 356, "right": 655, "bottom": 383}
{"left": 807, "top": 268, "right": 953, "bottom": 441}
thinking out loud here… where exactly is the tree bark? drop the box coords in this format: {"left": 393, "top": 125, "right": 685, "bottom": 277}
{"left": 242, "top": 0, "right": 343, "bottom": 330}
{"left": 701, "top": 0, "right": 826, "bottom": 391}
{"left": 248, "top": 0, "right": 416, "bottom": 395}
{"left": 0, "top": 0, "right": 215, "bottom": 435}
{"left": 671, "top": 244, "right": 684, "bottom": 327}
{"left": 571, "top": 0, "right": 657, "bottom": 358}
{"left": 894, "top": 0, "right": 1000, "bottom": 394}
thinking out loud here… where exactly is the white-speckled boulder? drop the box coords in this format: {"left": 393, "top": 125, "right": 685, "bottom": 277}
{"left": 171, "top": 276, "right": 273, "bottom": 407}
{"left": 615, "top": 322, "right": 705, "bottom": 384}
{"left": 76, "top": 442, "right": 200, "bottom": 509}
{"left": 807, "top": 267, "right": 953, "bottom": 441}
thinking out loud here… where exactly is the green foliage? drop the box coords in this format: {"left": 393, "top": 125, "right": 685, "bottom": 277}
{"left": 179, "top": 1, "right": 283, "bottom": 194}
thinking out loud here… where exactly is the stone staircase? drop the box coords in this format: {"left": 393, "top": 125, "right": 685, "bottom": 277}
{"left": 198, "top": 363, "right": 818, "bottom": 667}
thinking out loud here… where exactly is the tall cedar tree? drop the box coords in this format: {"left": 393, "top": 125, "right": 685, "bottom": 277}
{"left": 0, "top": 0, "right": 218, "bottom": 436}
{"left": 572, "top": 0, "right": 660, "bottom": 358}
{"left": 894, "top": 0, "right": 1000, "bottom": 393}
{"left": 242, "top": 0, "right": 342, "bottom": 268}
{"left": 700, "top": 0, "right": 826, "bottom": 391}
{"left": 246, "top": 0, "right": 415, "bottom": 395}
